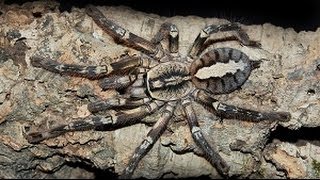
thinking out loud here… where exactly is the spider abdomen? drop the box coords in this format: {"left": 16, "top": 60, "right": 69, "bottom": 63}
{"left": 146, "top": 61, "right": 193, "bottom": 101}
{"left": 190, "top": 47, "right": 253, "bottom": 94}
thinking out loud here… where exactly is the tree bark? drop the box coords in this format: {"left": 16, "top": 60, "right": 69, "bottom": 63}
{"left": 0, "top": 1, "right": 319, "bottom": 179}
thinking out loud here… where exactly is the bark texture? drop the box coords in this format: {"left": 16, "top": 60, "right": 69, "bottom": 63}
{"left": 0, "top": 1, "right": 319, "bottom": 179}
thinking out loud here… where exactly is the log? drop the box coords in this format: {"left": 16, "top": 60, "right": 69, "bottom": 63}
{"left": 0, "top": 1, "right": 319, "bottom": 179}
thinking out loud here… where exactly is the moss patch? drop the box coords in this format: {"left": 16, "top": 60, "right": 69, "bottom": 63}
{"left": 312, "top": 159, "right": 320, "bottom": 177}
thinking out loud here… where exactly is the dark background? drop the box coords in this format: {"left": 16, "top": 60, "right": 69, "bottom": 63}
{"left": 4, "top": 0, "right": 320, "bottom": 32}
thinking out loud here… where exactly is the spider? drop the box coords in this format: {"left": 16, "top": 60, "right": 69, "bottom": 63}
{"left": 25, "top": 5, "right": 291, "bottom": 179}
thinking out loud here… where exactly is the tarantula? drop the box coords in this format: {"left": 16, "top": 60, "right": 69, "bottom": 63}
{"left": 26, "top": 5, "right": 291, "bottom": 178}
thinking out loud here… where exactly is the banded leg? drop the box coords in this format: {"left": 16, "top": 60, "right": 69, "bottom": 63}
{"left": 26, "top": 115, "right": 113, "bottom": 143}
{"left": 99, "top": 74, "right": 137, "bottom": 90}
{"left": 120, "top": 102, "right": 176, "bottom": 179}
{"left": 88, "top": 96, "right": 151, "bottom": 113}
{"left": 30, "top": 55, "right": 136, "bottom": 79}
{"left": 190, "top": 47, "right": 262, "bottom": 94}
{"left": 31, "top": 55, "right": 157, "bottom": 80}
{"left": 26, "top": 100, "right": 165, "bottom": 143}
{"left": 151, "top": 22, "right": 179, "bottom": 53}
{"left": 30, "top": 55, "right": 113, "bottom": 79}
{"left": 181, "top": 98, "right": 229, "bottom": 177}
{"left": 188, "top": 23, "right": 256, "bottom": 59}
{"left": 86, "top": 5, "right": 164, "bottom": 59}
{"left": 99, "top": 67, "right": 149, "bottom": 90}
{"left": 125, "top": 74, "right": 149, "bottom": 98}
{"left": 192, "top": 89, "right": 291, "bottom": 122}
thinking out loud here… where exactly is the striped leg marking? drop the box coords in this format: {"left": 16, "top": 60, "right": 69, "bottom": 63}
{"left": 31, "top": 54, "right": 157, "bottom": 80}
{"left": 26, "top": 100, "right": 165, "bottom": 144}
{"left": 98, "top": 65, "right": 152, "bottom": 91}
{"left": 26, "top": 115, "right": 113, "bottom": 143}
{"left": 190, "top": 48, "right": 255, "bottom": 94}
{"left": 106, "top": 100, "right": 165, "bottom": 128}
{"left": 120, "top": 102, "right": 176, "bottom": 179}
{"left": 182, "top": 98, "right": 230, "bottom": 177}
{"left": 151, "top": 22, "right": 179, "bottom": 53}
{"left": 99, "top": 74, "right": 137, "bottom": 90}
{"left": 86, "top": 5, "right": 164, "bottom": 59}
{"left": 192, "top": 89, "right": 291, "bottom": 122}
{"left": 188, "top": 23, "right": 253, "bottom": 59}
{"left": 211, "top": 101, "right": 291, "bottom": 122}
{"left": 30, "top": 56, "right": 112, "bottom": 79}
{"left": 88, "top": 97, "right": 151, "bottom": 113}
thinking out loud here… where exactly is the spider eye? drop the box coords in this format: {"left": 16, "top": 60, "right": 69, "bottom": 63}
{"left": 190, "top": 47, "right": 255, "bottom": 94}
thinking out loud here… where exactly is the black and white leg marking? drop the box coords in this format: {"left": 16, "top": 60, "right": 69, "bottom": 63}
{"left": 120, "top": 102, "right": 176, "bottom": 179}
{"left": 112, "top": 100, "right": 165, "bottom": 127}
{"left": 26, "top": 115, "right": 113, "bottom": 143}
{"left": 190, "top": 47, "right": 262, "bottom": 94}
{"left": 30, "top": 55, "right": 157, "bottom": 80}
{"left": 188, "top": 23, "right": 252, "bottom": 59}
{"left": 99, "top": 74, "right": 137, "bottom": 90}
{"left": 168, "top": 24, "right": 179, "bottom": 53}
{"left": 192, "top": 89, "right": 291, "bottom": 122}
{"left": 181, "top": 98, "right": 230, "bottom": 177}
{"left": 211, "top": 101, "right": 291, "bottom": 122}
{"left": 99, "top": 57, "right": 158, "bottom": 90}
{"left": 86, "top": 5, "right": 164, "bottom": 59}
{"left": 125, "top": 74, "right": 150, "bottom": 98}
{"left": 88, "top": 96, "right": 151, "bottom": 113}
{"left": 30, "top": 55, "right": 112, "bottom": 79}
{"left": 26, "top": 100, "right": 164, "bottom": 143}
{"left": 152, "top": 22, "right": 179, "bottom": 54}
{"left": 110, "top": 56, "right": 158, "bottom": 71}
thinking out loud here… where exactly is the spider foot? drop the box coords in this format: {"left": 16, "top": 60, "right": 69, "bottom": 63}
{"left": 23, "top": 124, "right": 49, "bottom": 144}
{"left": 25, "top": 131, "right": 52, "bottom": 144}
{"left": 270, "top": 111, "right": 291, "bottom": 122}
{"left": 250, "top": 59, "right": 263, "bottom": 69}
{"left": 24, "top": 125, "right": 68, "bottom": 144}
{"left": 215, "top": 160, "right": 230, "bottom": 177}
{"left": 241, "top": 40, "right": 262, "bottom": 48}
{"left": 87, "top": 100, "right": 113, "bottom": 113}
{"left": 30, "top": 55, "right": 56, "bottom": 68}
{"left": 119, "top": 168, "right": 133, "bottom": 179}
{"left": 249, "top": 40, "right": 262, "bottom": 48}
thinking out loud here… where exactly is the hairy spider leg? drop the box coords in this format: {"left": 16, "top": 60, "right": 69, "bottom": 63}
{"left": 30, "top": 55, "right": 158, "bottom": 80}
{"left": 88, "top": 96, "right": 152, "bottom": 113}
{"left": 188, "top": 23, "right": 255, "bottom": 59}
{"left": 182, "top": 98, "right": 230, "bottom": 177}
{"left": 99, "top": 74, "right": 138, "bottom": 90}
{"left": 151, "top": 22, "right": 179, "bottom": 54}
{"left": 92, "top": 70, "right": 152, "bottom": 113}
{"left": 26, "top": 115, "right": 113, "bottom": 143}
{"left": 192, "top": 89, "right": 291, "bottom": 122}
{"left": 120, "top": 102, "right": 176, "bottom": 179}
{"left": 26, "top": 100, "right": 165, "bottom": 144}
{"left": 30, "top": 55, "right": 112, "bottom": 79}
{"left": 99, "top": 65, "right": 150, "bottom": 90}
{"left": 86, "top": 5, "right": 164, "bottom": 59}
{"left": 190, "top": 47, "right": 260, "bottom": 94}
{"left": 124, "top": 74, "right": 150, "bottom": 99}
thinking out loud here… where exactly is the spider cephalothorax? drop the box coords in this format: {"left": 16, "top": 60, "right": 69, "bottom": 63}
{"left": 147, "top": 61, "right": 192, "bottom": 100}
{"left": 26, "top": 5, "right": 291, "bottom": 178}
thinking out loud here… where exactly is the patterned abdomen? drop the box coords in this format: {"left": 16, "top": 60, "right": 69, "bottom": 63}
{"left": 190, "top": 47, "right": 259, "bottom": 94}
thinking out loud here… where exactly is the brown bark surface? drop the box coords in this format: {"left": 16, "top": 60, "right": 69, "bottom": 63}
{"left": 0, "top": 1, "right": 319, "bottom": 179}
